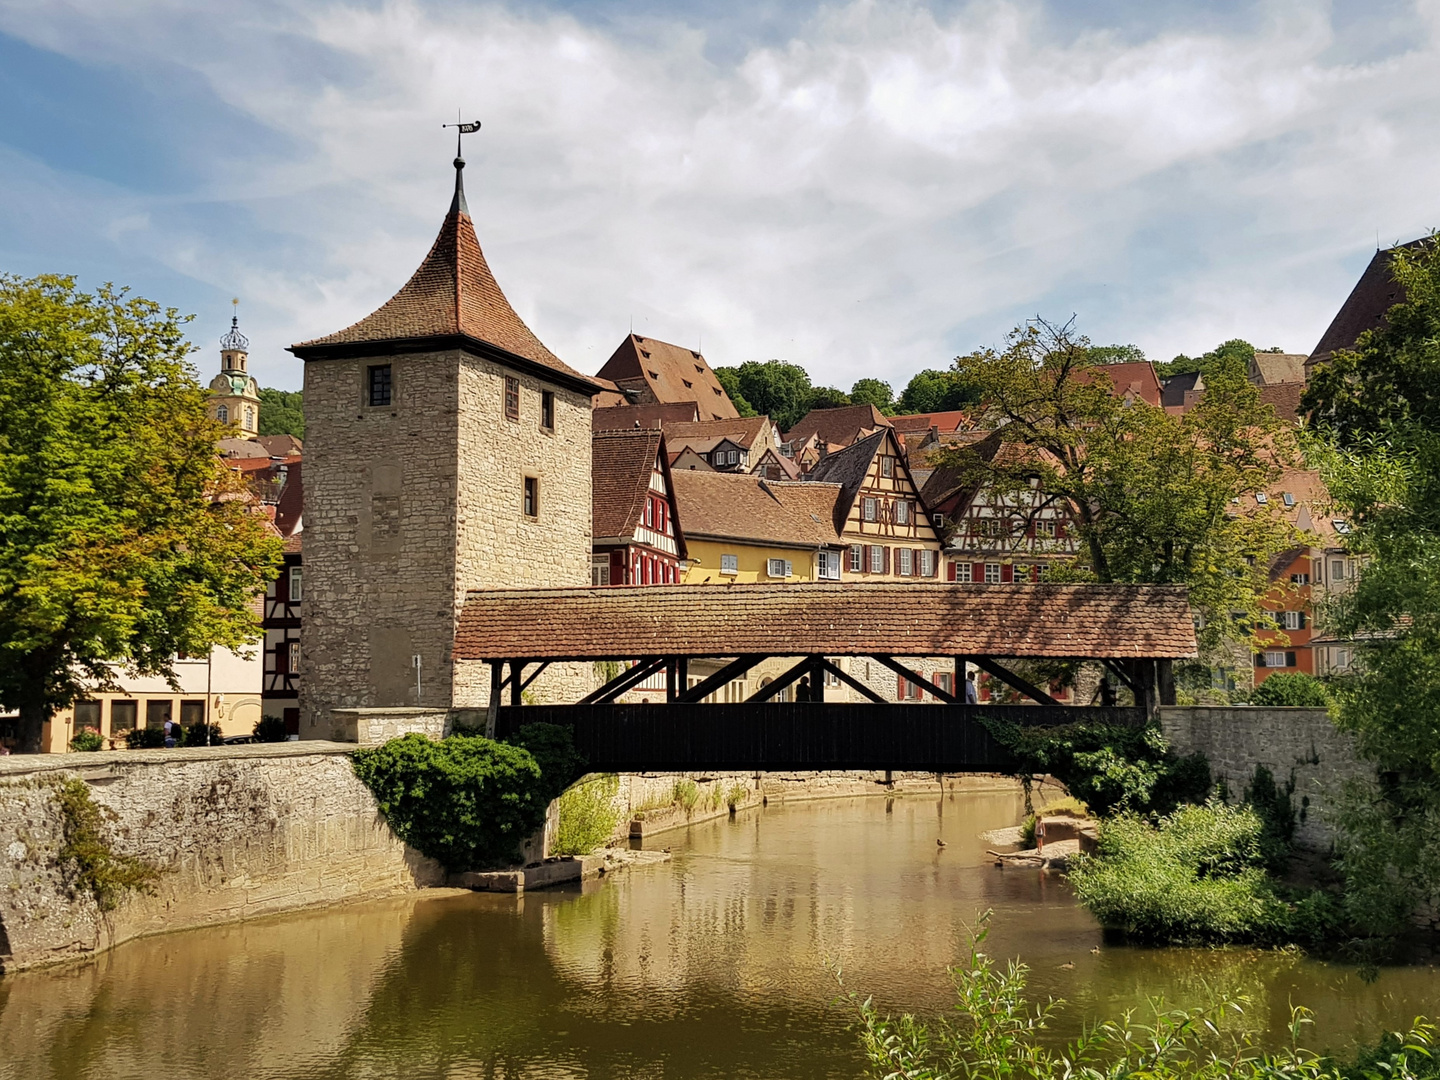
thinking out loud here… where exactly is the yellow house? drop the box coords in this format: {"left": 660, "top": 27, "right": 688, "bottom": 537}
{"left": 669, "top": 471, "right": 845, "bottom": 584}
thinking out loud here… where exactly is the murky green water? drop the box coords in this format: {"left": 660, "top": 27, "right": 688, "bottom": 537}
{"left": 3, "top": 791, "right": 1438, "bottom": 1079}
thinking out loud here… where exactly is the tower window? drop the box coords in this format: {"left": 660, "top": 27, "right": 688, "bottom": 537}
{"left": 245, "top": 406, "right": 255, "bottom": 430}
{"left": 523, "top": 476, "right": 539, "bottom": 518}
{"left": 505, "top": 376, "right": 520, "bottom": 420}
{"left": 216, "top": 404, "right": 229, "bottom": 422}
{"left": 368, "top": 365, "right": 392, "bottom": 407}
{"left": 540, "top": 390, "right": 555, "bottom": 431}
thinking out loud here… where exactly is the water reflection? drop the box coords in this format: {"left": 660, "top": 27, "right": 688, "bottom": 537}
{"left": 3, "top": 792, "right": 1438, "bottom": 1080}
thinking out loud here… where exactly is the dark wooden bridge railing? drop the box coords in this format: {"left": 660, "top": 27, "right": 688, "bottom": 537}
{"left": 493, "top": 703, "right": 1147, "bottom": 774}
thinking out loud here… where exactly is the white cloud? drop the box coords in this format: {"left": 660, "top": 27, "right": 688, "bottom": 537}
{"left": 2, "top": 0, "right": 1439, "bottom": 389}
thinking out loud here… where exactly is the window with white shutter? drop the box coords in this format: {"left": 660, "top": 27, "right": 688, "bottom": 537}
{"left": 721, "top": 554, "right": 738, "bottom": 574}
{"left": 768, "top": 558, "right": 792, "bottom": 578}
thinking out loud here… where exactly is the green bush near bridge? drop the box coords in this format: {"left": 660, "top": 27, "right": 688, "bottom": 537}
{"left": 352, "top": 725, "right": 585, "bottom": 871}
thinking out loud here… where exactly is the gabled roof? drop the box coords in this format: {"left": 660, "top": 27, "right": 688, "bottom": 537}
{"left": 1160, "top": 370, "right": 1204, "bottom": 409}
{"left": 663, "top": 416, "right": 773, "bottom": 455}
{"left": 593, "top": 402, "right": 700, "bottom": 430}
{"left": 1074, "top": 362, "right": 1163, "bottom": 407}
{"left": 889, "top": 410, "right": 970, "bottom": 435}
{"left": 1248, "top": 352, "right": 1307, "bottom": 386}
{"left": 802, "top": 427, "right": 932, "bottom": 533}
{"left": 595, "top": 334, "right": 738, "bottom": 420}
{"left": 671, "top": 471, "right": 843, "bottom": 550}
{"left": 592, "top": 429, "right": 684, "bottom": 557}
{"left": 289, "top": 163, "right": 598, "bottom": 394}
{"left": 783, "top": 404, "right": 891, "bottom": 448}
{"left": 454, "top": 582, "right": 1200, "bottom": 661}
{"left": 1309, "top": 238, "right": 1428, "bottom": 371}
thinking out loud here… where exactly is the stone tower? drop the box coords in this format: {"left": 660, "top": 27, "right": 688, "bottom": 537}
{"left": 208, "top": 310, "right": 262, "bottom": 439}
{"left": 288, "top": 150, "right": 599, "bottom": 735}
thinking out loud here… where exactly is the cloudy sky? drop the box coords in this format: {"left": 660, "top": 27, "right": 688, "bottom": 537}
{"left": 1, "top": 0, "right": 1436, "bottom": 393}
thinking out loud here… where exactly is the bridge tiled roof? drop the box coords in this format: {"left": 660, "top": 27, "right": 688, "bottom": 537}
{"left": 454, "top": 582, "right": 1197, "bottom": 660}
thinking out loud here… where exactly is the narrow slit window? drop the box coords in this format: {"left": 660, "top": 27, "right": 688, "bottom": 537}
{"left": 541, "top": 390, "right": 555, "bottom": 430}
{"left": 523, "top": 476, "right": 539, "bottom": 518}
{"left": 368, "top": 364, "right": 392, "bottom": 407}
{"left": 505, "top": 376, "right": 520, "bottom": 421}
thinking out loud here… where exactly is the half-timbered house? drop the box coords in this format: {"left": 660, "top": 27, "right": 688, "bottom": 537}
{"left": 592, "top": 428, "right": 687, "bottom": 586}
{"left": 803, "top": 428, "right": 943, "bottom": 579}
{"left": 261, "top": 462, "right": 304, "bottom": 733}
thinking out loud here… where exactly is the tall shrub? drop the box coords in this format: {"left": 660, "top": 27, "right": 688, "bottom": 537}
{"left": 352, "top": 733, "right": 551, "bottom": 870}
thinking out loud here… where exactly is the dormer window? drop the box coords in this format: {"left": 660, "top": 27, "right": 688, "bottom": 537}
{"left": 1283, "top": 493, "right": 1295, "bottom": 507}
{"left": 1255, "top": 493, "right": 1268, "bottom": 504}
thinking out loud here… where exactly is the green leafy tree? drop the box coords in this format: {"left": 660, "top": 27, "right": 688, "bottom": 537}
{"left": 896, "top": 367, "right": 980, "bottom": 414}
{"left": 848, "top": 377, "right": 894, "bottom": 414}
{"left": 0, "top": 275, "right": 283, "bottom": 752}
{"left": 258, "top": 387, "right": 304, "bottom": 439}
{"left": 1157, "top": 339, "right": 1256, "bottom": 379}
{"left": 805, "top": 386, "right": 850, "bottom": 411}
{"left": 1304, "top": 237, "right": 1440, "bottom": 936}
{"left": 943, "top": 319, "right": 1299, "bottom": 656}
{"left": 1086, "top": 343, "right": 1147, "bottom": 365}
{"left": 1250, "top": 672, "right": 1331, "bottom": 708}
{"left": 718, "top": 360, "right": 813, "bottom": 431}
{"left": 713, "top": 366, "right": 757, "bottom": 417}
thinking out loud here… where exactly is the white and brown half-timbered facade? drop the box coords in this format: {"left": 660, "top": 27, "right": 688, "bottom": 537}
{"left": 804, "top": 428, "right": 943, "bottom": 580}
{"left": 261, "top": 461, "right": 304, "bottom": 733}
{"left": 592, "top": 428, "right": 687, "bottom": 586}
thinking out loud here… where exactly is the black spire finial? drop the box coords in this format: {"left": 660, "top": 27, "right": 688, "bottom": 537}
{"left": 220, "top": 298, "right": 249, "bottom": 351}
{"left": 442, "top": 118, "right": 482, "bottom": 216}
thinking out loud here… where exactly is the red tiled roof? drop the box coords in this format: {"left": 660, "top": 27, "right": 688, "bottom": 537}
{"left": 1257, "top": 382, "right": 1304, "bottom": 423}
{"left": 1309, "top": 239, "right": 1428, "bottom": 369}
{"left": 889, "top": 410, "right": 971, "bottom": 434}
{"left": 290, "top": 171, "right": 596, "bottom": 390}
{"left": 1074, "top": 361, "right": 1163, "bottom": 407}
{"left": 593, "top": 428, "right": 667, "bottom": 542}
{"left": 663, "top": 416, "right": 773, "bottom": 455}
{"left": 596, "top": 334, "right": 738, "bottom": 420}
{"left": 671, "top": 471, "right": 843, "bottom": 549}
{"left": 453, "top": 582, "right": 1198, "bottom": 660}
{"left": 784, "top": 404, "right": 892, "bottom": 447}
{"left": 593, "top": 402, "right": 700, "bottom": 430}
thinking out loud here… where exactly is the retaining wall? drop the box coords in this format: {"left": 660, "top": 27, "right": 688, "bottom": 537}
{"left": 1159, "top": 706, "right": 1372, "bottom": 850}
{"left": 0, "top": 743, "right": 444, "bottom": 974}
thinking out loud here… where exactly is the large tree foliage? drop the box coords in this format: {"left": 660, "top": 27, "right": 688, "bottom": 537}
{"left": 258, "top": 387, "right": 304, "bottom": 439}
{"left": 1307, "top": 236, "right": 1440, "bottom": 934}
{"left": 942, "top": 319, "right": 1299, "bottom": 656}
{"left": 897, "top": 367, "right": 979, "bottom": 414}
{"left": 0, "top": 275, "right": 282, "bottom": 751}
{"left": 1156, "top": 338, "right": 1256, "bottom": 379}
{"left": 848, "top": 377, "right": 894, "bottom": 414}
{"left": 714, "top": 360, "right": 811, "bottom": 430}
{"left": 713, "top": 366, "right": 757, "bottom": 417}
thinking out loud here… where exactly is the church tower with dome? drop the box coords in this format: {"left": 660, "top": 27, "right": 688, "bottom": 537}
{"left": 208, "top": 305, "right": 262, "bottom": 439}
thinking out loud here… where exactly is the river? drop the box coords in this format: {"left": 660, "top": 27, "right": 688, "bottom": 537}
{"left": 3, "top": 788, "right": 1437, "bottom": 1079}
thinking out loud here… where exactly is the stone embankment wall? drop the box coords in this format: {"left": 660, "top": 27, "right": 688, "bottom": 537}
{"left": 1159, "top": 706, "right": 1372, "bottom": 850}
{"left": 0, "top": 743, "right": 443, "bottom": 975}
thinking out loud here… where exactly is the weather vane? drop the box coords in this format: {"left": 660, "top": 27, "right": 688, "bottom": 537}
{"left": 442, "top": 117, "right": 482, "bottom": 161}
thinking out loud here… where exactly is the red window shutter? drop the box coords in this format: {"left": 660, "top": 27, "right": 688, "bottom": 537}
{"left": 947, "top": 561, "right": 957, "bottom": 582}
{"left": 884, "top": 547, "right": 891, "bottom": 574}
{"left": 973, "top": 563, "right": 984, "bottom": 581}
{"left": 1001, "top": 564, "right": 1012, "bottom": 583}
{"left": 897, "top": 674, "right": 906, "bottom": 697}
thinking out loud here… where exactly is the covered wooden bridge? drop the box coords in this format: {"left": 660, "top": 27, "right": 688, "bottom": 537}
{"left": 453, "top": 582, "right": 1197, "bottom": 773}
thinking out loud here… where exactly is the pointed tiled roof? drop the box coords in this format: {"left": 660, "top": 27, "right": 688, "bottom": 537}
{"left": 595, "top": 334, "right": 739, "bottom": 420}
{"left": 291, "top": 162, "right": 598, "bottom": 391}
{"left": 1307, "top": 238, "right": 1428, "bottom": 375}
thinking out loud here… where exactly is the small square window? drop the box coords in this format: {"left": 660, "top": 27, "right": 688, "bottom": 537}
{"left": 592, "top": 556, "right": 611, "bottom": 586}
{"left": 818, "top": 551, "right": 841, "bottom": 580}
{"left": 954, "top": 562, "right": 972, "bottom": 583}
{"left": 523, "top": 476, "right": 539, "bottom": 518}
{"left": 111, "top": 700, "right": 137, "bottom": 731}
{"left": 984, "top": 562, "right": 1001, "bottom": 584}
{"left": 368, "top": 364, "right": 392, "bottom": 407}
{"left": 721, "top": 554, "right": 738, "bottom": 574}
{"left": 767, "top": 558, "right": 792, "bottom": 578}
{"left": 1282, "top": 493, "right": 1295, "bottom": 507}
{"left": 505, "top": 376, "right": 520, "bottom": 420}
{"left": 74, "top": 700, "right": 101, "bottom": 728}
{"left": 541, "top": 391, "right": 555, "bottom": 430}
{"left": 1255, "top": 492, "right": 1268, "bottom": 505}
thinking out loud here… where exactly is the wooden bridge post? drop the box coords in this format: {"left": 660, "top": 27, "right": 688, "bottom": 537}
{"left": 485, "top": 661, "right": 503, "bottom": 737}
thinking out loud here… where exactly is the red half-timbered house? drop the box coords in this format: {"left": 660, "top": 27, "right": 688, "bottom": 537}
{"left": 592, "top": 428, "right": 687, "bottom": 586}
